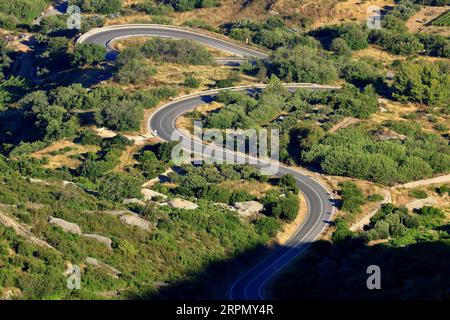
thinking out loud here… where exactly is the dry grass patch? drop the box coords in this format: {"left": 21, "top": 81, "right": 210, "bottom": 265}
{"left": 406, "top": 5, "right": 450, "bottom": 36}
{"left": 353, "top": 46, "right": 450, "bottom": 65}
{"left": 176, "top": 101, "right": 224, "bottom": 133}
{"left": 271, "top": 0, "right": 394, "bottom": 28}
{"left": 371, "top": 99, "right": 449, "bottom": 136}
{"left": 109, "top": 60, "right": 257, "bottom": 93}
{"left": 30, "top": 140, "right": 100, "bottom": 169}
{"left": 172, "top": 0, "right": 268, "bottom": 27}
{"left": 219, "top": 179, "right": 274, "bottom": 197}
{"left": 116, "top": 145, "right": 140, "bottom": 171}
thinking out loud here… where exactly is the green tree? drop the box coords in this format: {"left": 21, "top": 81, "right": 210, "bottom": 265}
{"left": 69, "top": 0, "right": 122, "bottom": 14}
{"left": 72, "top": 44, "right": 106, "bottom": 67}
{"left": 115, "top": 58, "right": 156, "bottom": 84}
{"left": 95, "top": 99, "right": 143, "bottom": 131}
{"left": 270, "top": 45, "right": 338, "bottom": 84}
{"left": 331, "top": 218, "right": 353, "bottom": 243}
{"left": 97, "top": 172, "right": 142, "bottom": 202}
{"left": 339, "top": 181, "right": 365, "bottom": 214}
{"left": 254, "top": 216, "right": 281, "bottom": 238}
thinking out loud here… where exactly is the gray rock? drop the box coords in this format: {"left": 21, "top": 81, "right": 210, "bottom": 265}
{"left": 84, "top": 257, "right": 121, "bottom": 278}
{"left": 234, "top": 201, "right": 264, "bottom": 217}
{"left": 49, "top": 217, "right": 82, "bottom": 235}
{"left": 141, "top": 188, "right": 167, "bottom": 201}
{"left": 167, "top": 198, "right": 198, "bottom": 210}
{"left": 120, "top": 213, "right": 152, "bottom": 231}
{"left": 82, "top": 233, "right": 113, "bottom": 250}
{"left": 123, "top": 198, "right": 146, "bottom": 206}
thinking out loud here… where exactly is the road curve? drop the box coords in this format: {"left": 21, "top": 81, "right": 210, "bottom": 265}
{"left": 79, "top": 25, "right": 336, "bottom": 300}
{"left": 77, "top": 24, "right": 269, "bottom": 59}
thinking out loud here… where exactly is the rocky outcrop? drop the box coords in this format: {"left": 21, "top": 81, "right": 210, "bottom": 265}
{"left": 167, "top": 198, "right": 198, "bottom": 210}
{"left": 123, "top": 198, "right": 146, "bottom": 206}
{"left": 234, "top": 201, "right": 264, "bottom": 217}
{"left": 84, "top": 209, "right": 132, "bottom": 216}
{"left": 49, "top": 217, "right": 82, "bottom": 235}
{"left": 0, "top": 210, "right": 53, "bottom": 249}
{"left": 84, "top": 257, "right": 121, "bottom": 278}
{"left": 141, "top": 188, "right": 167, "bottom": 201}
{"left": 82, "top": 233, "right": 113, "bottom": 250}
{"left": 120, "top": 213, "right": 153, "bottom": 231}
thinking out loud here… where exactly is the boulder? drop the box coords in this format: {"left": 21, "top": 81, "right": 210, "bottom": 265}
{"left": 120, "top": 213, "right": 152, "bottom": 231}
{"left": 83, "top": 233, "right": 113, "bottom": 250}
{"left": 167, "top": 198, "right": 198, "bottom": 210}
{"left": 49, "top": 217, "right": 82, "bottom": 235}
{"left": 141, "top": 188, "right": 167, "bottom": 201}
{"left": 84, "top": 257, "right": 121, "bottom": 278}
{"left": 83, "top": 209, "right": 132, "bottom": 216}
{"left": 234, "top": 201, "right": 263, "bottom": 217}
{"left": 123, "top": 198, "right": 146, "bottom": 206}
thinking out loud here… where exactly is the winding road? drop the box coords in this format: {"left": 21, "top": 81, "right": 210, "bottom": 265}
{"left": 78, "top": 25, "right": 337, "bottom": 300}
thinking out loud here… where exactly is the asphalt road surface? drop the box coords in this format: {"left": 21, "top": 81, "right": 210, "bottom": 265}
{"left": 80, "top": 25, "right": 336, "bottom": 300}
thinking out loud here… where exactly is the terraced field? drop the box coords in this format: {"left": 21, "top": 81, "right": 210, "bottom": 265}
{"left": 431, "top": 10, "right": 450, "bottom": 26}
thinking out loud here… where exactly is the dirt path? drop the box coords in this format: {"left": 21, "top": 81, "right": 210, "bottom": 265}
{"left": 328, "top": 117, "right": 359, "bottom": 134}
{"left": 350, "top": 190, "right": 392, "bottom": 232}
{"left": 393, "top": 174, "right": 450, "bottom": 190}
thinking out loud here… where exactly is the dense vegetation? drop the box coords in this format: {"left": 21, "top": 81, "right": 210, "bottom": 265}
{"left": 69, "top": 0, "right": 122, "bottom": 14}
{"left": 0, "top": 0, "right": 48, "bottom": 26}
{"left": 202, "top": 81, "right": 377, "bottom": 131}
{"left": 301, "top": 126, "right": 449, "bottom": 185}
{"left": 392, "top": 60, "right": 450, "bottom": 107}
{"left": 0, "top": 153, "right": 280, "bottom": 299}
{"left": 0, "top": 0, "right": 449, "bottom": 301}
{"left": 158, "top": 0, "right": 219, "bottom": 12}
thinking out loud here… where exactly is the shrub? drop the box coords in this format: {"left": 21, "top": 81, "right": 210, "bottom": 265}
{"left": 331, "top": 218, "right": 353, "bottom": 243}
{"left": 436, "top": 185, "right": 449, "bottom": 196}
{"left": 339, "top": 181, "right": 365, "bottom": 214}
{"left": 0, "top": 13, "right": 18, "bottom": 29}
{"left": 115, "top": 58, "right": 156, "bottom": 84}
{"left": 330, "top": 38, "right": 351, "bottom": 57}
{"left": 95, "top": 99, "right": 143, "bottom": 132}
{"left": 278, "top": 174, "right": 299, "bottom": 194}
{"left": 254, "top": 216, "right": 282, "bottom": 238}
{"left": 367, "top": 194, "right": 384, "bottom": 202}
{"left": 141, "top": 38, "right": 213, "bottom": 65}
{"left": 76, "top": 130, "right": 103, "bottom": 146}
{"left": 183, "top": 19, "right": 218, "bottom": 32}
{"left": 374, "top": 220, "right": 390, "bottom": 239}
{"left": 97, "top": 172, "right": 143, "bottom": 202}
{"left": 408, "top": 189, "right": 428, "bottom": 199}
{"left": 183, "top": 74, "right": 201, "bottom": 88}
{"left": 215, "top": 78, "right": 236, "bottom": 88}
{"left": 392, "top": 60, "right": 450, "bottom": 107}
{"left": 336, "top": 23, "right": 369, "bottom": 50}
{"left": 0, "top": 0, "right": 48, "bottom": 24}
{"left": 69, "top": 0, "right": 122, "bottom": 14}
{"left": 263, "top": 190, "right": 299, "bottom": 221}
{"left": 270, "top": 45, "right": 338, "bottom": 84}
{"left": 138, "top": 150, "right": 165, "bottom": 179}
